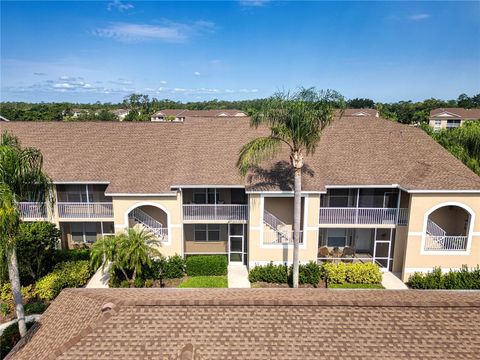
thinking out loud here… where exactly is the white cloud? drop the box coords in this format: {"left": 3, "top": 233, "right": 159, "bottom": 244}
{"left": 92, "top": 20, "right": 215, "bottom": 43}
{"left": 33, "top": 72, "right": 47, "bottom": 76}
{"left": 107, "top": 0, "right": 134, "bottom": 12}
{"left": 408, "top": 14, "right": 431, "bottom": 21}
{"left": 239, "top": 0, "right": 270, "bottom": 7}
{"left": 194, "top": 71, "right": 201, "bottom": 76}
{"left": 160, "top": 80, "right": 168, "bottom": 85}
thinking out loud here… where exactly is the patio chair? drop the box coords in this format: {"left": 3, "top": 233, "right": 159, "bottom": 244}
{"left": 341, "top": 246, "right": 355, "bottom": 263}
{"left": 318, "top": 246, "right": 330, "bottom": 258}
{"left": 331, "top": 247, "right": 342, "bottom": 261}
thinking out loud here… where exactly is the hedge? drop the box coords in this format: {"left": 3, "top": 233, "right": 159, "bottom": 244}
{"left": 408, "top": 266, "right": 480, "bottom": 290}
{"left": 0, "top": 283, "right": 36, "bottom": 314}
{"left": 146, "top": 255, "right": 186, "bottom": 280}
{"left": 321, "top": 263, "right": 382, "bottom": 285}
{"left": 248, "top": 262, "right": 321, "bottom": 286}
{"left": 52, "top": 249, "right": 91, "bottom": 264}
{"left": 35, "top": 260, "right": 93, "bottom": 301}
{"left": 185, "top": 255, "right": 228, "bottom": 276}
{"left": 0, "top": 321, "right": 35, "bottom": 359}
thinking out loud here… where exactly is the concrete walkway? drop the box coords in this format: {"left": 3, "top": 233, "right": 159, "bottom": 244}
{"left": 0, "top": 314, "right": 41, "bottom": 336}
{"left": 86, "top": 262, "right": 111, "bottom": 288}
{"left": 382, "top": 272, "right": 408, "bottom": 290}
{"left": 227, "top": 264, "right": 251, "bottom": 288}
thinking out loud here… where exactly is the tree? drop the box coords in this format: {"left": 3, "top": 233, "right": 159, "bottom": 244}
{"left": 347, "top": 98, "right": 375, "bottom": 109}
{"left": 236, "top": 88, "right": 344, "bottom": 288}
{"left": 0, "top": 131, "right": 53, "bottom": 337}
{"left": 90, "top": 228, "right": 161, "bottom": 282}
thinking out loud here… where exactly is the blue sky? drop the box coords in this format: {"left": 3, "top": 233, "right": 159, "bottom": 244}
{"left": 1, "top": 0, "right": 479, "bottom": 103}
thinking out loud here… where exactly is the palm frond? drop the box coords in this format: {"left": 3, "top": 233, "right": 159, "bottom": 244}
{"left": 236, "top": 137, "right": 282, "bottom": 176}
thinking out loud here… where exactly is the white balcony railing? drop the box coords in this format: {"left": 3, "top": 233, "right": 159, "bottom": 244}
{"left": 19, "top": 202, "right": 48, "bottom": 219}
{"left": 58, "top": 202, "right": 114, "bottom": 219}
{"left": 183, "top": 204, "right": 248, "bottom": 221}
{"left": 263, "top": 230, "right": 303, "bottom": 245}
{"left": 424, "top": 236, "right": 468, "bottom": 251}
{"left": 319, "top": 207, "right": 408, "bottom": 225}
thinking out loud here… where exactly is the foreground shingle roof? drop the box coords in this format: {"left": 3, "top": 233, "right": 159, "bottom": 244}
{"left": 430, "top": 108, "right": 480, "bottom": 119}
{"left": 7, "top": 288, "right": 480, "bottom": 360}
{"left": 1, "top": 116, "right": 479, "bottom": 193}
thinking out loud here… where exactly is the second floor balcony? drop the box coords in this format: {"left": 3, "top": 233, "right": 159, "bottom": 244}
{"left": 58, "top": 202, "right": 114, "bottom": 219}
{"left": 319, "top": 207, "right": 408, "bottom": 225}
{"left": 183, "top": 204, "right": 248, "bottom": 222}
{"left": 19, "top": 202, "right": 48, "bottom": 220}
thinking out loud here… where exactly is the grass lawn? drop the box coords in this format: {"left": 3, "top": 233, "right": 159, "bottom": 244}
{"left": 177, "top": 276, "right": 228, "bottom": 288}
{"left": 328, "top": 283, "right": 384, "bottom": 289}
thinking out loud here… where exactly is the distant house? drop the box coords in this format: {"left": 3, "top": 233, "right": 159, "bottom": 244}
{"left": 69, "top": 108, "right": 88, "bottom": 118}
{"left": 429, "top": 108, "right": 480, "bottom": 131}
{"left": 110, "top": 109, "right": 130, "bottom": 121}
{"left": 151, "top": 109, "right": 247, "bottom": 122}
{"left": 336, "top": 108, "right": 379, "bottom": 117}
{"left": 0, "top": 115, "right": 10, "bottom": 122}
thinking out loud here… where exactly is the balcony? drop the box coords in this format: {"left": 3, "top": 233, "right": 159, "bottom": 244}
{"left": 183, "top": 204, "right": 248, "bottom": 222}
{"left": 58, "top": 202, "right": 114, "bottom": 219}
{"left": 319, "top": 207, "right": 408, "bottom": 226}
{"left": 19, "top": 202, "right": 48, "bottom": 220}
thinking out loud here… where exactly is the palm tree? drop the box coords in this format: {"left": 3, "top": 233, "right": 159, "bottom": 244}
{"left": 237, "top": 88, "right": 344, "bottom": 288}
{"left": 0, "top": 131, "right": 53, "bottom": 337}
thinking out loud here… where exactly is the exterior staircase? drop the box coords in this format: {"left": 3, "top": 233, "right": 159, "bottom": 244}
{"left": 426, "top": 219, "right": 446, "bottom": 237}
{"left": 128, "top": 208, "right": 168, "bottom": 241}
{"left": 263, "top": 209, "right": 292, "bottom": 243}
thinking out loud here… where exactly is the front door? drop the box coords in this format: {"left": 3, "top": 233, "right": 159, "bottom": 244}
{"left": 228, "top": 224, "right": 244, "bottom": 263}
{"left": 372, "top": 228, "right": 393, "bottom": 271}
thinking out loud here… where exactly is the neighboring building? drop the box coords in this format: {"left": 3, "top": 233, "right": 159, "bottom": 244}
{"left": 7, "top": 288, "right": 480, "bottom": 359}
{"left": 69, "top": 108, "right": 88, "bottom": 118}
{"left": 151, "top": 109, "right": 247, "bottom": 122}
{"left": 429, "top": 108, "right": 480, "bottom": 131}
{"left": 1, "top": 115, "right": 479, "bottom": 282}
{"left": 110, "top": 108, "right": 130, "bottom": 121}
{"left": 337, "top": 108, "right": 379, "bottom": 117}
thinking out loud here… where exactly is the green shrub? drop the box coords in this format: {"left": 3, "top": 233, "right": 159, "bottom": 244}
{"left": 133, "top": 278, "right": 144, "bottom": 288}
{"left": 0, "top": 284, "right": 36, "bottom": 313}
{"left": 249, "top": 263, "right": 289, "bottom": 284}
{"left": 0, "top": 321, "right": 35, "bottom": 358}
{"left": 24, "top": 301, "right": 48, "bottom": 315}
{"left": 0, "top": 303, "right": 9, "bottom": 316}
{"left": 297, "top": 262, "right": 321, "bottom": 286}
{"left": 52, "top": 249, "right": 90, "bottom": 264}
{"left": 408, "top": 266, "right": 480, "bottom": 290}
{"left": 186, "top": 255, "right": 227, "bottom": 276}
{"left": 35, "top": 260, "right": 93, "bottom": 301}
{"left": 146, "top": 255, "right": 186, "bottom": 280}
{"left": 321, "top": 263, "right": 382, "bottom": 285}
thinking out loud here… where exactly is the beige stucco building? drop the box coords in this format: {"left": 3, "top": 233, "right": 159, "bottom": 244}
{"left": 2, "top": 115, "right": 479, "bottom": 283}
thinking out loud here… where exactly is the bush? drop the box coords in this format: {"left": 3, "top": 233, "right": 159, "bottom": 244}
{"left": 186, "top": 255, "right": 227, "bottom": 276}
{"left": 297, "top": 262, "right": 322, "bottom": 286}
{"left": 24, "top": 301, "right": 48, "bottom": 315}
{"left": 52, "top": 249, "right": 90, "bottom": 264}
{"left": 15, "top": 222, "right": 61, "bottom": 285}
{"left": 0, "top": 321, "right": 35, "bottom": 359}
{"left": 249, "top": 263, "right": 288, "bottom": 284}
{"left": 146, "top": 255, "right": 186, "bottom": 280}
{"left": 408, "top": 266, "right": 480, "bottom": 290}
{"left": 0, "top": 303, "right": 9, "bottom": 316}
{"left": 35, "top": 260, "right": 93, "bottom": 301}
{"left": 321, "top": 263, "right": 382, "bottom": 285}
{"left": 0, "top": 284, "right": 36, "bottom": 313}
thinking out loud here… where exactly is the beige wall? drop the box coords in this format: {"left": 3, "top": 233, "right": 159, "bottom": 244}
{"left": 392, "top": 226, "right": 408, "bottom": 273}
{"left": 248, "top": 194, "right": 320, "bottom": 266}
{"left": 183, "top": 224, "right": 228, "bottom": 253}
{"left": 429, "top": 206, "right": 469, "bottom": 235}
{"left": 401, "top": 193, "right": 480, "bottom": 281}
{"left": 112, "top": 193, "right": 183, "bottom": 257}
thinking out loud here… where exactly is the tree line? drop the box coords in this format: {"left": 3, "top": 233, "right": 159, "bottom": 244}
{"left": 1, "top": 92, "right": 478, "bottom": 123}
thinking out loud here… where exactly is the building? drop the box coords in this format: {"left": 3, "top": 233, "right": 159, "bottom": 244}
{"left": 1, "top": 115, "right": 479, "bottom": 283}
{"left": 429, "top": 108, "right": 480, "bottom": 130}
{"left": 110, "top": 108, "right": 130, "bottom": 121}
{"left": 337, "top": 108, "right": 379, "bottom": 117}
{"left": 7, "top": 288, "right": 480, "bottom": 359}
{"left": 151, "top": 109, "right": 247, "bottom": 122}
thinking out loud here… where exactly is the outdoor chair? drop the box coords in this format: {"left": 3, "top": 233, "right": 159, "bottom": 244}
{"left": 341, "top": 246, "right": 355, "bottom": 263}
{"left": 318, "top": 246, "right": 330, "bottom": 259}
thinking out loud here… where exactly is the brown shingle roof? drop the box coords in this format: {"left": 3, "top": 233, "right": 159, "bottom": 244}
{"left": 8, "top": 288, "right": 480, "bottom": 360}
{"left": 430, "top": 108, "right": 480, "bottom": 120}
{"left": 152, "top": 109, "right": 247, "bottom": 117}
{"left": 1, "top": 116, "right": 479, "bottom": 193}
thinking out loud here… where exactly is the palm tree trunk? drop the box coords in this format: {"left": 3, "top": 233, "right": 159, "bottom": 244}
{"left": 7, "top": 246, "right": 27, "bottom": 337}
{"left": 292, "top": 167, "right": 302, "bottom": 288}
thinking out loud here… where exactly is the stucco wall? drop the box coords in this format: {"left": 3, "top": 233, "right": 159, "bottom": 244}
{"left": 111, "top": 193, "right": 183, "bottom": 257}
{"left": 248, "top": 194, "right": 320, "bottom": 266}
{"left": 401, "top": 193, "right": 480, "bottom": 281}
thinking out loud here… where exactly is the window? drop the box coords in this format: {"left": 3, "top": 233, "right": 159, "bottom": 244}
{"left": 446, "top": 119, "right": 461, "bottom": 129}
{"left": 326, "top": 228, "right": 347, "bottom": 247}
{"left": 71, "top": 223, "right": 98, "bottom": 243}
{"left": 193, "top": 188, "right": 216, "bottom": 204}
{"left": 194, "top": 224, "right": 220, "bottom": 241}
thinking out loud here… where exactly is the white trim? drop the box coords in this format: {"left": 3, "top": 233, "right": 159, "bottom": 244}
{"left": 260, "top": 194, "right": 264, "bottom": 245}
{"left": 420, "top": 201, "right": 475, "bottom": 256}
{"left": 245, "top": 190, "right": 325, "bottom": 195}
{"left": 54, "top": 181, "right": 110, "bottom": 184}
{"left": 123, "top": 201, "right": 172, "bottom": 245}
{"left": 184, "top": 252, "right": 228, "bottom": 255}
{"left": 105, "top": 192, "right": 177, "bottom": 197}
{"left": 404, "top": 267, "right": 478, "bottom": 273}
{"left": 114, "top": 224, "right": 127, "bottom": 228}
{"left": 302, "top": 195, "right": 309, "bottom": 244}
{"left": 408, "top": 190, "right": 480, "bottom": 194}
{"left": 472, "top": 232, "right": 480, "bottom": 236}
{"left": 325, "top": 184, "right": 400, "bottom": 189}
{"left": 172, "top": 185, "right": 245, "bottom": 189}
{"left": 408, "top": 232, "right": 423, "bottom": 236}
